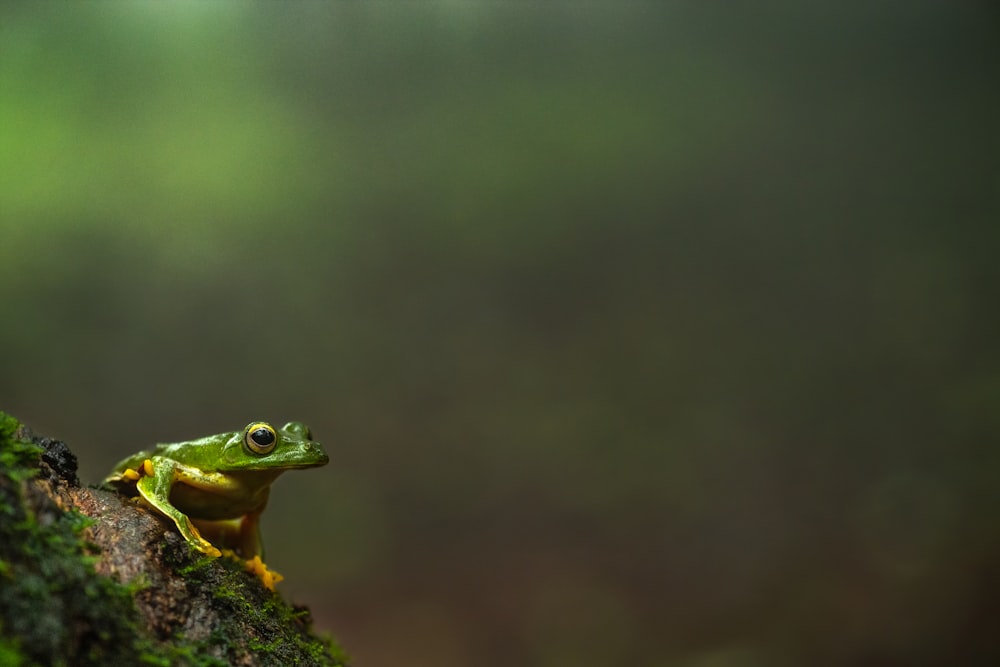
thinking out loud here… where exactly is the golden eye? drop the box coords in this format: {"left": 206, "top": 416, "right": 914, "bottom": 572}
{"left": 244, "top": 422, "right": 277, "bottom": 455}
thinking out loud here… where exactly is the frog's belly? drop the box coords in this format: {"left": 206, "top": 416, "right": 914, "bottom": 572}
{"left": 169, "top": 484, "right": 267, "bottom": 521}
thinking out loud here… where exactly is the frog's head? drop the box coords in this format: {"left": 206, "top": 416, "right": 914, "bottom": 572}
{"left": 219, "top": 421, "right": 329, "bottom": 471}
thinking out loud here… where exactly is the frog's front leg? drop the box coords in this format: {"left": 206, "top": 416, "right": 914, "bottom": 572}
{"left": 134, "top": 456, "right": 223, "bottom": 557}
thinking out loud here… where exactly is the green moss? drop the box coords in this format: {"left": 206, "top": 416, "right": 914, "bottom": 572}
{"left": 0, "top": 413, "right": 42, "bottom": 485}
{"left": 0, "top": 411, "right": 174, "bottom": 666}
{"left": 173, "top": 552, "right": 222, "bottom": 577}
{"left": 187, "top": 557, "right": 349, "bottom": 666}
{"left": 143, "top": 643, "right": 229, "bottom": 667}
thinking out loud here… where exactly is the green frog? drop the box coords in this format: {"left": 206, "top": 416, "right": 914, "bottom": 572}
{"left": 105, "top": 421, "right": 328, "bottom": 588}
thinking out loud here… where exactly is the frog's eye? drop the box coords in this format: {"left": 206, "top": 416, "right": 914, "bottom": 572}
{"left": 244, "top": 422, "right": 277, "bottom": 455}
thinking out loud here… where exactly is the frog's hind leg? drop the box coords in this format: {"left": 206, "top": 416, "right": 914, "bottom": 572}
{"left": 237, "top": 509, "right": 284, "bottom": 589}
{"left": 194, "top": 511, "right": 283, "bottom": 589}
{"left": 237, "top": 509, "right": 265, "bottom": 560}
{"left": 190, "top": 518, "right": 244, "bottom": 555}
{"left": 190, "top": 513, "right": 262, "bottom": 560}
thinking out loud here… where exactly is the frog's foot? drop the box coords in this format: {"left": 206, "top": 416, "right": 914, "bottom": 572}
{"left": 110, "top": 459, "right": 153, "bottom": 484}
{"left": 103, "top": 465, "right": 143, "bottom": 494}
{"left": 182, "top": 517, "right": 223, "bottom": 558}
{"left": 194, "top": 542, "right": 223, "bottom": 559}
{"left": 245, "top": 554, "right": 284, "bottom": 590}
{"left": 220, "top": 550, "right": 284, "bottom": 590}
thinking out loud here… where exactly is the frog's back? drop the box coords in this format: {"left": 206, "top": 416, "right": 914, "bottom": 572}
{"left": 104, "top": 433, "right": 229, "bottom": 485}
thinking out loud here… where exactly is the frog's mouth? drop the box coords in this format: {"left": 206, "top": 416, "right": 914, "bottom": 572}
{"left": 247, "top": 442, "right": 329, "bottom": 470}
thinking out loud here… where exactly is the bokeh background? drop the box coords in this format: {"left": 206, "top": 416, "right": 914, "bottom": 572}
{"left": 2, "top": 2, "right": 999, "bottom": 665}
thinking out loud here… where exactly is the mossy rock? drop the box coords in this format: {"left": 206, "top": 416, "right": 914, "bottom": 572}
{"left": 0, "top": 411, "right": 348, "bottom": 667}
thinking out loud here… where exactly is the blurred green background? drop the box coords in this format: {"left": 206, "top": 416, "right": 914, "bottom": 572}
{"left": 2, "top": 2, "right": 999, "bottom": 665}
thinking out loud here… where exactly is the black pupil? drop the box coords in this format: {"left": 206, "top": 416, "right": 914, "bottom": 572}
{"left": 250, "top": 428, "right": 275, "bottom": 448}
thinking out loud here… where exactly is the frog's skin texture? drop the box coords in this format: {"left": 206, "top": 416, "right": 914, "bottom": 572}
{"left": 105, "top": 421, "right": 328, "bottom": 572}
